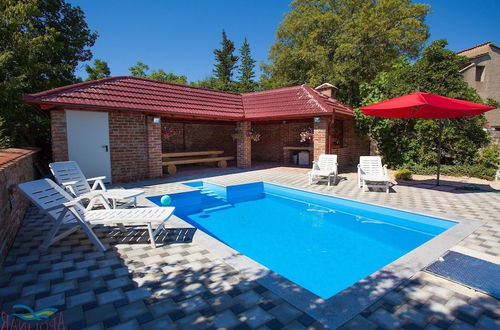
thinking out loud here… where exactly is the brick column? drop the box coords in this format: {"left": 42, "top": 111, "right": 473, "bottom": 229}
{"left": 50, "top": 110, "right": 69, "bottom": 162}
{"left": 147, "top": 116, "right": 163, "bottom": 178}
{"left": 236, "top": 121, "right": 251, "bottom": 168}
{"left": 313, "top": 117, "right": 329, "bottom": 161}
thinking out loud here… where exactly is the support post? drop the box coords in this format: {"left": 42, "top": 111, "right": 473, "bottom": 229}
{"left": 436, "top": 120, "right": 444, "bottom": 186}
{"left": 236, "top": 121, "right": 251, "bottom": 168}
{"left": 313, "top": 117, "right": 329, "bottom": 162}
{"left": 147, "top": 116, "right": 163, "bottom": 178}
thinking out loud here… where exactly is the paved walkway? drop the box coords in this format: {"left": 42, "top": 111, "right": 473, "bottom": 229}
{"left": 1, "top": 166, "right": 499, "bottom": 329}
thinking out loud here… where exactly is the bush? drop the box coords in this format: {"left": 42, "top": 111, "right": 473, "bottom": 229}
{"left": 476, "top": 145, "right": 500, "bottom": 168}
{"left": 406, "top": 164, "right": 497, "bottom": 181}
{"left": 394, "top": 169, "right": 413, "bottom": 180}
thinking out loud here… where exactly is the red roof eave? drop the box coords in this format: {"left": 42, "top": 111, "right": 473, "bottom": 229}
{"left": 24, "top": 76, "right": 355, "bottom": 121}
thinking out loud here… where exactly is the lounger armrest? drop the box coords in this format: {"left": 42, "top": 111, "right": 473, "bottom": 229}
{"left": 87, "top": 176, "right": 107, "bottom": 191}
{"left": 61, "top": 180, "right": 79, "bottom": 196}
{"left": 87, "top": 176, "right": 106, "bottom": 182}
{"left": 62, "top": 180, "right": 79, "bottom": 186}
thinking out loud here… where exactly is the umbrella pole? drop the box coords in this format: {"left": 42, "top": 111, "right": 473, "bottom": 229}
{"left": 436, "top": 120, "right": 444, "bottom": 185}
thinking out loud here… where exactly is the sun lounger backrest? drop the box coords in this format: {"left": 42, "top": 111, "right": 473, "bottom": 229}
{"left": 317, "top": 154, "right": 337, "bottom": 172}
{"left": 18, "top": 179, "right": 81, "bottom": 224}
{"left": 50, "top": 161, "right": 91, "bottom": 196}
{"left": 359, "top": 156, "right": 383, "bottom": 176}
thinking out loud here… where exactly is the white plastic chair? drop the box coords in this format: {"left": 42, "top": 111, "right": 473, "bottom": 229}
{"left": 357, "top": 156, "right": 391, "bottom": 193}
{"left": 18, "top": 179, "right": 175, "bottom": 251}
{"left": 308, "top": 154, "right": 338, "bottom": 186}
{"left": 50, "top": 161, "right": 144, "bottom": 209}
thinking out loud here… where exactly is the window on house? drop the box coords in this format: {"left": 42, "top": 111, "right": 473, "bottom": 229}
{"left": 475, "top": 65, "right": 485, "bottom": 82}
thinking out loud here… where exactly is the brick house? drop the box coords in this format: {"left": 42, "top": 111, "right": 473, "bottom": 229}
{"left": 24, "top": 77, "right": 368, "bottom": 182}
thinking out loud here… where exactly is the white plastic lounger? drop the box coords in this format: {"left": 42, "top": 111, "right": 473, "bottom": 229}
{"left": 18, "top": 179, "right": 175, "bottom": 251}
{"left": 50, "top": 161, "right": 144, "bottom": 209}
{"left": 357, "top": 156, "right": 391, "bottom": 193}
{"left": 308, "top": 154, "right": 338, "bottom": 186}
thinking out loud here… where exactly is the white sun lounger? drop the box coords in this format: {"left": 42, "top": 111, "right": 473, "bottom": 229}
{"left": 308, "top": 154, "right": 338, "bottom": 186}
{"left": 357, "top": 156, "right": 391, "bottom": 193}
{"left": 50, "top": 161, "right": 144, "bottom": 209}
{"left": 18, "top": 179, "right": 175, "bottom": 251}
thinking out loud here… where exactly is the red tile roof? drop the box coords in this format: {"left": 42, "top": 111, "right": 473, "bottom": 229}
{"left": 24, "top": 76, "right": 353, "bottom": 120}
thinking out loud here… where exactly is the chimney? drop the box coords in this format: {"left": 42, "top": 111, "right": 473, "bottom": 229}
{"left": 315, "top": 83, "right": 338, "bottom": 98}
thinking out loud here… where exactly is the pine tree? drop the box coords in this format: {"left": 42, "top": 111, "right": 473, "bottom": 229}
{"left": 237, "top": 38, "right": 257, "bottom": 92}
{"left": 85, "top": 59, "right": 111, "bottom": 80}
{"left": 213, "top": 30, "right": 238, "bottom": 91}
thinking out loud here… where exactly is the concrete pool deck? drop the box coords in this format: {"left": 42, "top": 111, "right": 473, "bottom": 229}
{"left": 1, "top": 165, "right": 499, "bottom": 329}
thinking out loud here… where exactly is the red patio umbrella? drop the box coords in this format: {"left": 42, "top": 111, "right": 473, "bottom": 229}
{"left": 360, "top": 92, "right": 495, "bottom": 185}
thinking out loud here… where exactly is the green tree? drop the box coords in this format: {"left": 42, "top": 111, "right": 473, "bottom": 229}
{"left": 0, "top": 0, "right": 97, "bottom": 152}
{"left": 128, "top": 62, "right": 187, "bottom": 84}
{"left": 237, "top": 38, "right": 257, "bottom": 92}
{"left": 0, "top": 117, "right": 11, "bottom": 148}
{"left": 262, "top": 0, "right": 430, "bottom": 106}
{"left": 355, "top": 40, "right": 489, "bottom": 168}
{"left": 128, "top": 61, "right": 150, "bottom": 78}
{"left": 190, "top": 76, "right": 218, "bottom": 90}
{"left": 85, "top": 59, "right": 111, "bottom": 80}
{"left": 213, "top": 30, "right": 238, "bottom": 91}
{"left": 148, "top": 69, "right": 187, "bottom": 85}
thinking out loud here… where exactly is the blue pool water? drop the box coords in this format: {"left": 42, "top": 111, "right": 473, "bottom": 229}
{"left": 148, "top": 181, "right": 456, "bottom": 299}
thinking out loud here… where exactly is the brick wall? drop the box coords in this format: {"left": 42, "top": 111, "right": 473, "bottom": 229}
{"left": 0, "top": 149, "right": 37, "bottom": 264}
{"left": 161, "top": 122, "right": 236, "bottom": 157}
{"left": 252, "top": 120, "right": 313, "bottom": 163}
{"left": 329, "top": 120, "right": 370, "bottom": 170}
{"left": 50, "top": 110, "right": 68, "bottom": 162}
{"left": 109, "top": 112, "right": 149, "bottom": 182}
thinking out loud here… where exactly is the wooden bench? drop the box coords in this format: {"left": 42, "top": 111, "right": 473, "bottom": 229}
{"left": 162, "top": 151, "right": 235, "bottom": 175}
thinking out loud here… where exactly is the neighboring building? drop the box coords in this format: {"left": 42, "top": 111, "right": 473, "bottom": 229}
{"left": 24, "top": 77, "right": 368, "bottom": 182}
{"left": 457, "top": 42, "right": 500, "bottom": 132}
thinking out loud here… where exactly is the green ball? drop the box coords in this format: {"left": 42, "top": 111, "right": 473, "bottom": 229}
{"left": 160, "top": 195, "right": 172, "bottom": 206}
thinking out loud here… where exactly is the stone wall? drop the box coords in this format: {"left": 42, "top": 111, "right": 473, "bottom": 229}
{"left": 0, "top": 149, "right": 37, "bottom": 265}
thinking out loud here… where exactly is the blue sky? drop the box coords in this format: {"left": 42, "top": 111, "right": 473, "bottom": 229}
{"left": 69, "top": 0, "right": 500, "bottom": 82}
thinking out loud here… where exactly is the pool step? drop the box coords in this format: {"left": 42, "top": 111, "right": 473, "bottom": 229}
{"left": 198, "top": 188, "right": 231, "bottom": 210}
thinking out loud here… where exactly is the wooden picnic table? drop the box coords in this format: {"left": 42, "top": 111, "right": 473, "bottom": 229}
{"left": 162, "top": 150, "right": 235, "bottom": 174}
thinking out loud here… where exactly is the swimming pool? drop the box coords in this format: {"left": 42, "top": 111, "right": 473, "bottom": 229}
{"left": 148, "top": 181, "right": 456, "bottom": 299}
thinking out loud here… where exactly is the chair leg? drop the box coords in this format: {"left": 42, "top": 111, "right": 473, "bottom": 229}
{"left": 41, "top": 218, "right": 65, "bottom": 250}
{"left": 79, "top": 221, "right": 106, "bottom": 252}
{"left": 147, "top": 222, "right": 156, "bottom": 248}
{"left": 117, "top": 223, "right": 126, "bottom": 232}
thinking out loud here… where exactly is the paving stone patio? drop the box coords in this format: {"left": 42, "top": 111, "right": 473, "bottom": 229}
{"left": 1, "top": 165, "right": 499, "bottom": 329}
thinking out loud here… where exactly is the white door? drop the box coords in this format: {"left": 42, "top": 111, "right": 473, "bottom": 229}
{"left": 66, "top": 110, "right": 112, "bottom": 182}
